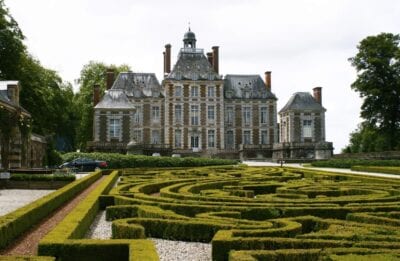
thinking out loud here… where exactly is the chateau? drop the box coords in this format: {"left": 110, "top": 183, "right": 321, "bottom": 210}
{"left": 88, "top": 29, "right": 333, "bottom": 160}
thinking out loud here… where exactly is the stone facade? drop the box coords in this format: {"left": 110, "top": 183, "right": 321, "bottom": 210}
{"left": 89, "top": 29, "right": 279, "bottom": 158}
{"left": 272, "top": 88, "right": 333, "bottom": 160}
{"left": 0, "top": 81, "right": 47, "bottom": 169}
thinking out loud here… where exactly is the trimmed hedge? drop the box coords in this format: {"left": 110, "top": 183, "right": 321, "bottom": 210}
{"left": 351, "top": 166, "right": 400, "bottom": 175}
{"left": 0, "top": 170, "right": 102, "bottom": 250}
{"left": 0, "top": 257, "right": 55, "bottom": 261}
{"left": 38, "top": 171, "right": 158, "bottom": 261}
{"left": 39, "top": 171, "right": 119, "bottom": 241}
{"left": 10, "top": 173, "right": 76, "bottom": 182}
{"left": 62, "top": 152, "right": 238, "bottom": 168}
{"left": 311, "top": 159, "right": 400, "bottom": 169}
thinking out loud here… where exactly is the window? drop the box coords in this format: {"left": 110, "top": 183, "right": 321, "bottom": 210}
{"left": 225, "top": 106, "right": 234, "bottom": 125}
{"left": 175, "top": 130, "right": 182, "bottom": 148}
{"left": 191, "top": 134, "right": 199, "bottom": 148}
{"left": 175, "top": 105, "right": 182, "bottom": 123}
{"left": 260, "top": 107, "right": 268, "bottom": 124}
{"left": 109, "top": 118, "right": 121, "bottom": 139}
{"left": 191, "top": 86, "right": 199, "bottom": 97}
{"left": 133, "top": 129, "right": 142, "bottom": 142}
{"left": 303, "top": 120, "right": 312, "bottom": 138}
{"left": 134, "top": 107, "right": 141, "bottom": 124}
{"left": 175, "top": 86, "right": 182, "bottom": 97}
{"left": 208, "top": 130, "right": 215, "bottom": 148}
{"left": 226, "top": 130, "right": 234, "bottom": 148}
{"left": 152, "top": 106, "right": 160, "bottom": 123}
{"left": 261, "top": 130, "right": 268, "bottom": 145}
{"left": 243, "top": 106, "right": 251, "bottom": 125}
{"left": 243, "top": 130, "right": 251, "bottom": 145}
{"left": 208, "top": 105, "right": 215, "bottom": 122}
{"left": 207, "top": 86, "right": 215, "bottom": 97}
{"left": 151, "top": 130, "right": 160, "bottom": 144}
{"left": 191, "top": 105, "right": 199, "bottom": 125}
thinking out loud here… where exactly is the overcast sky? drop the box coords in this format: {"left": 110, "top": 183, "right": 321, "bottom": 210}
{"left": 5, "top": 0, "right": 400, "bottom": 153}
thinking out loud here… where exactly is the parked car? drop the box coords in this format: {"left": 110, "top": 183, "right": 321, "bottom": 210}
{"left": 60, "top": 158, "right": 107, "bottom": 172}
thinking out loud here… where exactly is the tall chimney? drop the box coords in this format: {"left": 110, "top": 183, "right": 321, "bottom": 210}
{"left": 7, "top": 83, "right": 19, "bottom": 105}
{"left": 106, "top": 68, "right": 115, "bottom": 90}
{"left": 206, "top": 52, "right": 214, "bottom": 66}
{"left": 165, "top": 44, "right": 171, "bottom": 74}
{"left": 313, "top": 87, "right": 322, "bottom": 104}
{"left": 93, "top": 84, "right": 100, "bottom": 106}
{"left": 163, "top": 51, "right": 166, "bottom": 75}
{"left": 264, "top": 71, "right": 271, "bottom": 92}
{"left": 212, "top": 46, "right": 219, "bottom": 74}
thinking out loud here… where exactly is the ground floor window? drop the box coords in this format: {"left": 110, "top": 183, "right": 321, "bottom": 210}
{"left": 208, "top": 130, "right": 215, "bottom": 148}
{"left": 151, "top": 130, "right": 160, "bottom": 144}
{"left": 109, "top": 118, "right": 121, "bottom": 139}
{"left": 175, "top": 130, "right": 182, "bottom": 148}
{"left": 191, "top": 134, "right": 199, "bottom": 149}
{"left": 243, "top": 130, "right": 251, "bottom": 145}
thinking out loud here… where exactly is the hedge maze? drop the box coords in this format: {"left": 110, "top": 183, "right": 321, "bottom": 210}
{"left": 106, "top": 166, "right": 400, "bottom": 260}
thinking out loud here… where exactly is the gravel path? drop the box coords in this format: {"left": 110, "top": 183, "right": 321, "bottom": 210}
{"left": 0, "top": 176, "right": 105, "bottom": 255}
{"left": 0, "top": 189, "right": 54, "bottom": 216}
{"left": 86, "top": 210, "right": 212, "bottom": 260}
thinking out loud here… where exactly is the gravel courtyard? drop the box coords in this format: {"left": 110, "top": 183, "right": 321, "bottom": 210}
{"left": 0, "top": 189, "right": 54, "bottom": 216}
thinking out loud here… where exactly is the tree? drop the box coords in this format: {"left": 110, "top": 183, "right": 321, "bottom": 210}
{"left": 74, "top": 61, "right": 130, "bottom": 150}
{"left": 347, "top": 33, "right": 400, "bottom": 151}
{"left": 0, "top": 0, "right": 25, "bottom": 80}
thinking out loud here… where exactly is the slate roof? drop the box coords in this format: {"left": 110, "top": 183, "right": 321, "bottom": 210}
{"left": 0, "top": 81, "right": 30, "bottom": 115}
{"left": 94, "top": 89, "right": 135, "bottom": 110}
{"left": 166, "top": 49, "right": 220, "bottom": 80}
{"left": 111, "top": 72, "right": 163, "bottom": 98}
{"left": 0, "top": 81, "right": 17, "bottom": 107}
{"left": 224, "top": 75, "right": 277, "bottom": 100}
{"left": 279, "top": 92, "right": 325, "bottom": 113}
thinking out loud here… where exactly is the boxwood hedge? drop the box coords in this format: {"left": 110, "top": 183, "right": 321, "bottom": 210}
{"left": 61, "top": 152, "right": 238, "bottom": 169}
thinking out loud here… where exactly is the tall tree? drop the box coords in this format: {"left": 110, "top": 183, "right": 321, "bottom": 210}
{"left": 348, "top": 33, "right": 400, "bottom": 151}
{"left": 0, "top": 0, "right": 25, "bottom": 80}
{"left": 74, "top": 61, "right": 130, "bottom": 150}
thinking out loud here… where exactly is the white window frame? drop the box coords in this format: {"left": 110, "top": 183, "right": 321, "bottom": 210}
{"left": 261, "top": 130, "right": 268, "bottom": 145}
{"left": 152, "top": 106, "right": 160, "bottom": 123}
{"left": 207, "top": 86, "right": 215, "bottom": 97}
{"left": 243, "top": 130, "right": 251, "bottom": 145}
{"left": 133, "top": 129, "right": 142, "bottom": 143}
{"left": 243, "top": 106, "right": 251, "bottom": 126}
{"left": 226, "top": 130, "right": 234, "bottom": 148}
{"left": 109, "top": 118, "right": 121, "bottom": 139}
{"left": 226, "top": 106, "right": 234, "bottom": 125}
{"left": 151, "top": 129, "right": 160, "bottom": 144}
{"left": 191, "top": 86, "right": 199, "bottom": 97}
{"left": 303, "top": 119, "right": 313, "bottom": 138}
{"left": 260, "top": 107, "right": 268, "bottom": 124}
{"left": 175, "top": 104, "right": 182, "bottom": 124}
{"left": 191, "top": 105, "right": 199, "bottom": 125}
{"left": 175, "top": 129, "right": 182, "bottom": 148}
{"left": 208, "top": 105, "right": 215, "bottom": 122}
{"left": 208, "top": 129, "right": 215, "bottom": 148}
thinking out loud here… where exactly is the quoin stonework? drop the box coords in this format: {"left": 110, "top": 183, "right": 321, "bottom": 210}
{"left": 88, "top": 28, "right": 333, "bottom": 160}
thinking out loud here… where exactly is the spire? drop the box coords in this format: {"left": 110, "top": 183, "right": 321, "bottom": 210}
{"left": 183, "top": 25, "right": 196, "bottom": 48}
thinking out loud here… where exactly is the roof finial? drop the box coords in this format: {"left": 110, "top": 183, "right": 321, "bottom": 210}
{"left": 188, "top": 22, "right": 191, "bottom": 31}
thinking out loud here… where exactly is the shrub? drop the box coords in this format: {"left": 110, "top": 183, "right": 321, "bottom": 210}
{"left": 351, "top": 166, "right": 400, "bottom": 175}
{"left": 10, "top": 173, "right": 76, "bottom": 182}
{"left": 311, "top": 159, "right": 400, "bottom": 168}
{"left": 61, "top": 152, "right": 238, "bottom": 169}
{"left": 0, "top": 171, "right": 102, "bottom": 250}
